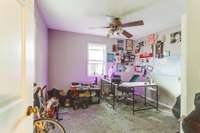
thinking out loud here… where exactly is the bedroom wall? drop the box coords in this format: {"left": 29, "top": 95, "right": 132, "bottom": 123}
{"left": 48, "top": 30, "right": 116, "bottom": 90}
{"left": 35, "top": 2, "right": 48, "bottom": 86}
{"left": 136, "top": 25, "right": 181, "bottom": 108}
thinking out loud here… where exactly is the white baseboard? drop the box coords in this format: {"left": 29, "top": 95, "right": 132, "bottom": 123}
{"left": 146, "top": 97, "right": 173, "bottom": 110}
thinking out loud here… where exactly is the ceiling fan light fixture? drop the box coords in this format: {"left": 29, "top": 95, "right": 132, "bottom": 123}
{"left": 118, "top": 28, "right": 123, "bottom": 34}
{"left": 91, "top": 16, "right": 144, "bottom": 39}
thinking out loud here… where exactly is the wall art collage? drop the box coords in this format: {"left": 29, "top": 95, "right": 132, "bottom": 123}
{"left": 107, "top": 30, "right": 181, "bottom": 75}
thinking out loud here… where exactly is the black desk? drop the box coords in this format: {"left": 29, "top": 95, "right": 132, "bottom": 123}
{"left": 100, "top": 78, "right": 119, "bottom": 109}
{"left": 119, "top": 82, "right": 159, "bottom": 114}
{"left": 101, "top": 79, "right": 159, "bottom": 114}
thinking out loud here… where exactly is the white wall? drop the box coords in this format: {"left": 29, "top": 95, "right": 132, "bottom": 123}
{"left": 136, "top": 25, "right": 181, "bottom": 108}
{"left": 153, "top": 26, "right": 181, "bottom": 108}
{"left": 35, "top": 2, "right": 48, "bottom": 86}
{"left": 48, "top": 30, "right": 116, "bottom": 90}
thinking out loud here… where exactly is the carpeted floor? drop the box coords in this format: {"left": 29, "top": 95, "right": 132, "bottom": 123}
{"left": 59, "top": 102, "right": 179, "bottom": 133}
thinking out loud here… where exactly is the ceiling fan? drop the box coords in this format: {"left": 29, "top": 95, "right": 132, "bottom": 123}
{"left": 90, "top": 16, "right": 144, "bottom": 38}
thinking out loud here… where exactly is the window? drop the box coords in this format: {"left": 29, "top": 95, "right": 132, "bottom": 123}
{"left": 88, "top": 43, "right": 106, "bottom": 76}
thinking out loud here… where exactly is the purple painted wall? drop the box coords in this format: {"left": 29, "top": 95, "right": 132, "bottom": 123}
{"left": 35, "top": 2, "right": 48, "bottom": 86}
{"left": 48, "top": 30, "right": 116, "bottom": 90}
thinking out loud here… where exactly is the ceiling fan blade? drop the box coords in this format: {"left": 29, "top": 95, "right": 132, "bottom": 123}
{"left": 105, "top": 14, "right": 116, "bottom": 19}
{"left": 89, "top": 26, "right": 110, "bottom": 29}
{"left": 122, "top": 20, "right": 144, "bottom": 28}
{"left": 122, "top": 30, "right": 133, "bottom": 38}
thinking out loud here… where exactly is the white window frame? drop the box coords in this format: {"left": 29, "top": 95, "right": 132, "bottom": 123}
{"left": 87, "top": 43, "right": 107, "bottom": 77}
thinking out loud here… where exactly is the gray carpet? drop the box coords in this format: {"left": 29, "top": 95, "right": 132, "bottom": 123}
{"left": 59, "top": 102, "right": 179, "bottom": 133}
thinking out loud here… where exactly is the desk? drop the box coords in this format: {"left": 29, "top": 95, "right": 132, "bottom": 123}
{"left": 100, "top": 78, "right": 119, "bottom": 109}
{"left": 119, "top": 82, "right": 159, "bottom": 114}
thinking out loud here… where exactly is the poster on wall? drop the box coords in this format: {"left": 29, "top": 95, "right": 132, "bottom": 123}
{"left": 135, "top": 45, "right": 140, "bottom": 54}
{"left": 116, "top": 64, "right": 126, "bottom": 72}
{"left": 155, "top": 41, "right": 164, "bottom": 58}
{"left": 117, "top": 39, "right": 124, "bottom": 51}
{"left": 124, "top": 56, "right": 130, "bottom": 65}
{"left": 129, "top": 54, "right": 135, "bottom": 62}
{"left": 115, "top": 53, "right": 121, "bottom": 64}
{"left": 112, "top": 44, "right": 118, "bottom": 52}
{"left": 135, "top": 41, "right": 144, "bottom": 54}
{"left": 126, "top": 39, "right": 134, "bottom": 51}
{"left": 148, "top": 34, "right": 157, "bottom": 45}
{"left": 139, "top": 40, "right": 154, "bottom": 58}
{"left": 107, "top": 53, "right": 115, "bottom": 62}
{"left": 134, "top": 65, "right": 143, "bottom": 73}
{"left": 123, "top": 52, "right": 135, "bottom": 63}
{"left": 170, "top": 31, "right": 181, "bottom": 44}
{"left": 139, "top": 53, "right": 153, "bottom": 58}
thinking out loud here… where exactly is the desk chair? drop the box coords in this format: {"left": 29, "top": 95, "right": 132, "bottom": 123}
{"left": 182, "top": 92, "right": 200, "bottom": 133}
{"left": 117, "top": 75, "right": 140, "bottom": 104}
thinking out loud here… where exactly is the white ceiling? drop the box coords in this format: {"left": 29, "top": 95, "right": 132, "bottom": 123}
{"left": 37, "top": 0, "right": 186, "bottom": 39}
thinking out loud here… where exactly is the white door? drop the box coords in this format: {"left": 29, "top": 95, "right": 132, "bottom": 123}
{"left": 0, "top": 0, "right": 35, "bottom": 133}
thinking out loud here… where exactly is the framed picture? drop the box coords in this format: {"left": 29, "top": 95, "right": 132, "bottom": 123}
{"left": 135, "top": 41, "right": 144, "bottom": 54}
{"left": 135, "top": 45, "right": 140, "bottom": 54}
{"left": 107, "top": 53, "right": 115, "bottom": 62}
{"left": 115, "top": 53, "right": 121, "bottom": 64}
{"left": 116, "top": 64, "right": 126, "bottom": 72}
{"left": 129, "top": 54, "right": 135, "bottom": 62}
{"left": 112, "top": 44, "right": 118, "bottom": 52}
{"left": 170, "top": 31, "right": 181, "bottom": 44}
{"left": 148, "top": 34, "right": 157, "bottom": 45}
{"left": 124, "top": 56, "right": 130, "bottom": 65}
{"left": 126, "top": 39, "right": 134, "bottom": 51}
{"left": 134, "top": 65, "right": 143, "bottom": 73}
{"left": 120, "top": 53, "right": 125, "bottom": 64}
{"left": 138, "top": 41, "right": 144, "bottom": 47}
{"left": 155, "top": 41, "right": 164, "bottom": 58}
{"left": 117, "top": 39, "right": 124, "bottom": 51}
